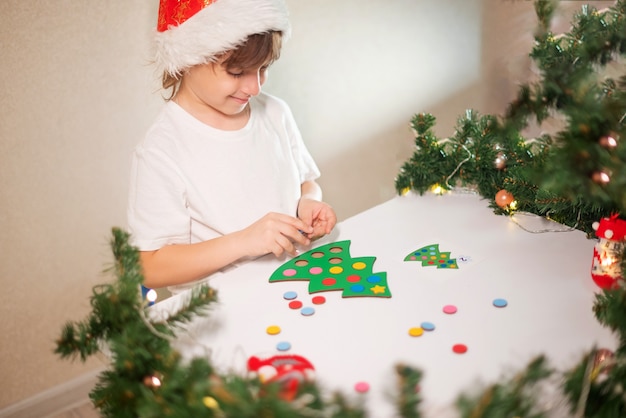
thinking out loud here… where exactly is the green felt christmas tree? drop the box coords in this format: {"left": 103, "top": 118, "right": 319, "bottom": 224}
{"left": 269, "top": 240, "right": 391, "bottom": 297}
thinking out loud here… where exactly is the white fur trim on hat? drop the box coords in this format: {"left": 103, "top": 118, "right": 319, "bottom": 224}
{"left": 155, "top": 0, "right": 291, "bottom": 77}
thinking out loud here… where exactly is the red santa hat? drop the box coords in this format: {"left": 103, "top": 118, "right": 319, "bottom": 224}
{"left": 155, "top": 0, "right": 291, "bottom": 77}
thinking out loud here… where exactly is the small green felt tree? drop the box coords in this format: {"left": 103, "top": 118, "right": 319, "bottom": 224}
{"left": 404, "top": 244, "right": 459, "bottom": 269}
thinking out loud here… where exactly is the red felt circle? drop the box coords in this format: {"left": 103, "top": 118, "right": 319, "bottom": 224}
{"left": 312, "top": 296, "right": 326, "bottom": 305}
{"left": 288, "top": 300, "right": 303, "bottom": 309}
{"left": 346, "top": 274, "right": 361, "bottom": 283}
{"left": 452, "top": 344, "right": 467, "bottom": 354}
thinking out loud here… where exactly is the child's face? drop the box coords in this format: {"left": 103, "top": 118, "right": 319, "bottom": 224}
{"left": 180, "top": 59, "right": 269, "bottom": 117}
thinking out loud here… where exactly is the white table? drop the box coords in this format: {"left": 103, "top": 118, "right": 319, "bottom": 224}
{"left": 151, "top": 192, "right": 616, "bottom": 417}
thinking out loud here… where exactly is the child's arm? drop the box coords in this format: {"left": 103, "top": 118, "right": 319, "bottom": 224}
{"left": 139, "top": 212, "right": 313, "bottom": 289}
{"left": 297, "top": 180, "right": 337, "bottom": 239}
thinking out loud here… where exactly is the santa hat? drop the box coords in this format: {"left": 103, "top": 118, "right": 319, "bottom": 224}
{"left": 155, "top": 0, "right": 291, "bottom": 77}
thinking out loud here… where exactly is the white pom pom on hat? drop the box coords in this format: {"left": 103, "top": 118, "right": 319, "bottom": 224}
{"left": 154, "top": 0, "right": 291, "bottom": 77}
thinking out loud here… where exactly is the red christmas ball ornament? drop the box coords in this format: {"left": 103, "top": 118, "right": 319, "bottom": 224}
{"left": 143, "top": 374, "right": 162, "bottom": 388}
{"left": 495, "top": 189, "right": 514, "bottom": 208}
{"left": 591, "top": 171, "right": 611, "bottom": 184}
{"left": 599, "top": 133, "right": 618, "bottom": 149}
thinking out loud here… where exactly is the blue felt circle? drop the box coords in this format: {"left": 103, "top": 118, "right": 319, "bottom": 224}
{"left": 493, "top": 298, "right": 508, "bottom": 308}
{"left": 367, "top": 275, "right": 381, "bottom": 283}
{"left": 283, "top": 291, "right": 297, "bottom": 300}
{"left": 420, "top": 321, "right": 435, "bottom": 331}
{"left": 301, "top": 307, "right": 315, "bottom": 316}
{"left": 350, "top": 284, "right": 365, "bottom": 293}
{"left": 276, "top": 341, "right": 291, "bottom": 351}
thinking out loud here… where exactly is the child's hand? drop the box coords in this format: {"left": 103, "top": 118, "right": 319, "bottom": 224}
{"left": 239, "top": 212, "right": 313, "bottom": 257}
{"left": 297, "top": 198, "right": 337, "bottom": 240}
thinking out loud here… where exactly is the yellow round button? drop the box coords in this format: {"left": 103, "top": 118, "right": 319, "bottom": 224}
{"left": 329, "top": 266, "right": 343, "bottom": 274}
{"left": 266, "top": 325, "right": 281, "bottom": 335}
{"left": 408, "top": 327, "right": 424, "bottom": 337}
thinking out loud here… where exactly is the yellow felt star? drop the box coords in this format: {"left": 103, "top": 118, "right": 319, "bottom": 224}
{"left": 370, "top": 285, "right": 386, "bottom": 294}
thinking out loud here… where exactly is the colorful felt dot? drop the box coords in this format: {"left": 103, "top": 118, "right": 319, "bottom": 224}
{"left": 329, "top": 266, "right": 343, "bottom": 274}
{"left": 366, "top": 275, "right": 381, "bottom": 283}
{"left": 288, "top": 300, "right": 303, "bottom": 309}
{"left": 322, "top": 278, "right": 336, "bottom": 286}
{"left": 301, "top": 307, "right": 315, "bottom": 316}
{"left": 493, "top": 298, "right": 508, "bottom": 308}
{"left": 276, "top": 341, "right": 291, "bottom": 351}
{"left": 350, "top": 284, "right": 365, "bottom": 293}
{"left": 452, "top": 344, "right": 468, "bottom": 354}
{"left": 347, "top": 274, "right": 361, "bottom": 283}
{"left": 420, "top": 321, "right": 435, "bottom": 331}
{"left": 408, "top": 327, "right": 424, "bottom": 337}
{"left": 283, "top": 291, "right": 297, "bottom": 300}
{"left": 283, "top": 269, "right": 297, "bottom": 277}
{"left": 266, "top": 325, "right": 281, "bottom": 335}
{"left": 309, "top": 267, "right": 323, "bottom": 275}
{"left": 354, "top": 381, "right": 370, "bottom": 393}
{"left": 352, "top": 261, "right": 366, "bottom": 270}
{"left": 312, "top": 296, "right": 326, "bottom": 305}
{"left": 443, "top": 305, "right": 457, "bottom": 314}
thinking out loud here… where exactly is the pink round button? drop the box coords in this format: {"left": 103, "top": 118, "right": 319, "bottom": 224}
{"left": 354, "top": 381, "right": 370, "bottom": 393}
{"left": 443, "top": 304, "right": 457, "bottom": 314}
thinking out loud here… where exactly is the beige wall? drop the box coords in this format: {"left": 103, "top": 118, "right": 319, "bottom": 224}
{"left": 1, "top": 0, "right": 607, "bottom": 410}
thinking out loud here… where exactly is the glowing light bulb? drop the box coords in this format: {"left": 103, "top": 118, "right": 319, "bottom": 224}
{"left": 430, "top": 184, "right": 444, "bottom": 195}
{"left": 151, "top": 376, "right": 162, "bottom": 387}
{"left": 601, "top": 255, "right": 615, "bottom": 267}
{"left": 146, "top": 289, "right": 158, "bottom": 303}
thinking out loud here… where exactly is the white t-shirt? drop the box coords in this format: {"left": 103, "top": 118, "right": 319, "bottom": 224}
{"left": 127, "top": 92, "right": 320, "bottom": 293}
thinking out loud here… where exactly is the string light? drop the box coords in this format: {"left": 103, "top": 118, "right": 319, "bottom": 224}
{"left": 146, "top": 289, "right": 158, "bottom": 303}
{"left": 430, "top": 184, "right": 445, "bottom": 195}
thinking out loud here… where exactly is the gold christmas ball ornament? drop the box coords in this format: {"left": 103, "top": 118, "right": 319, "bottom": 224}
{"left": 494, "top": 152, "right": 507, "bottom": 170}
{"left": 495, "top": 189, "right": 515, "bottom": 208}
{"left": 203, "top": 396, "right": 219, "bottom": 409}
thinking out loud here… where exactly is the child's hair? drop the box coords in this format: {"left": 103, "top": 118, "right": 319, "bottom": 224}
{"left": 162, "top": 30, "right": 283, "bottom": 100}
